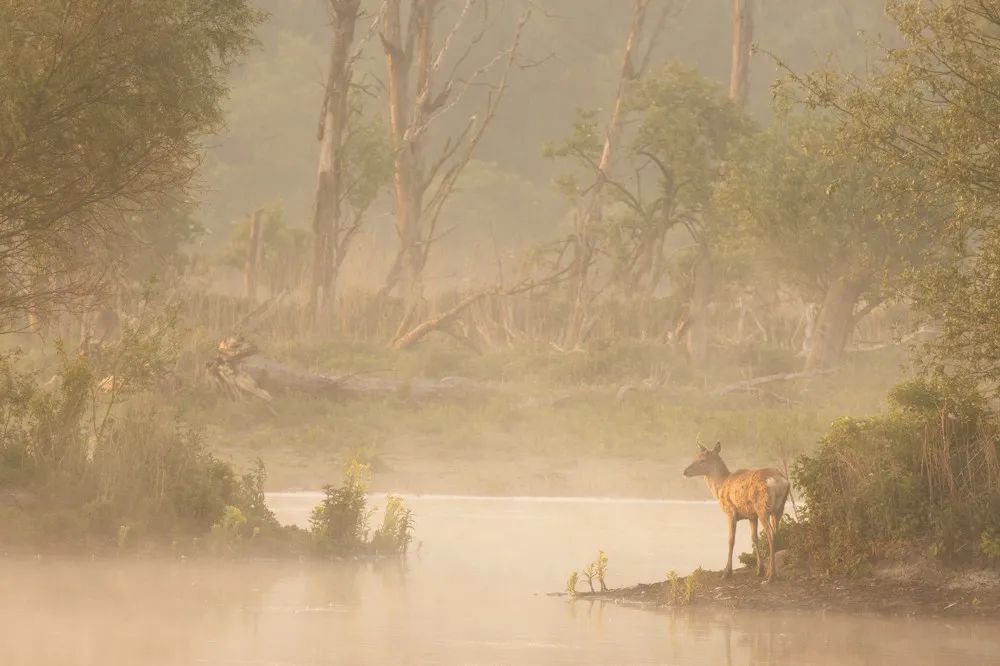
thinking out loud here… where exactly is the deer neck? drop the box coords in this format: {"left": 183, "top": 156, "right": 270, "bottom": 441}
{"left": 704, "top": 462, "right": 732, "bottom": 500}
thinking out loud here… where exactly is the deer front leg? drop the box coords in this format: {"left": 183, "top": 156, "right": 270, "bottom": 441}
{"left": 748, "top": 516, "right": 762, "bottom": 577}
{"left": 723, "top": 514, "right": 737, "bottom": 578}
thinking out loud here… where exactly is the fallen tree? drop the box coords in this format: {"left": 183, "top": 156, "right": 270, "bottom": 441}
{"left": 205, "top": 335, "right": 486, "bottom": 403}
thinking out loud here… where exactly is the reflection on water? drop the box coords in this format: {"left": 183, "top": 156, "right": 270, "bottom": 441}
{"left": 0, "top": 494, "right": 997, "bottom": 665}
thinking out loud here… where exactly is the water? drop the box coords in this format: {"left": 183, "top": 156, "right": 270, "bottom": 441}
{"left": 1, "top": 493, "right": 997, "bottom": 665}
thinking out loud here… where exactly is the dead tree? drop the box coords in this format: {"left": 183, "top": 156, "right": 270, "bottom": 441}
{"left": 379, "top": 1, "right": 529, "bottom": 337}
{"left": 729, "top": 0, "right": 753, "bottom": 106}
{"left": 308, "top": 0, "right": 364, "bottom": 328}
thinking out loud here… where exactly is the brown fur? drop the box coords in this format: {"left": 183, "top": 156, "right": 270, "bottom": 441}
{"left": 683, "top": 442, "right": 790, "bottom": 582}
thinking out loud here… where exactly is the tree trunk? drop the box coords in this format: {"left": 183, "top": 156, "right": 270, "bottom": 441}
{"left": 803, "top": 275, "right": 862, "bottom": 373}
{"left": 729, "top": 0, "right": 753, "bottom": 106}
{"left": 308, "top": 0, "right": 361, "bottom": 329}
{"left": 383, "top": 0, "right": 434, "bottom": 322}
{"left": 244, "top": 210, "right": 264, "bottom": 304}
{"left": 686, "top": 244, "right": 712, "bottom": 369}
{"left": 562, "top": 0, "right": 650, "bottom": 350}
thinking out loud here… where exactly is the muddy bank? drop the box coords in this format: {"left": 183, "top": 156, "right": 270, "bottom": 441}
{"left": 586, "top": 562, "right": 1000, "bottom": 618}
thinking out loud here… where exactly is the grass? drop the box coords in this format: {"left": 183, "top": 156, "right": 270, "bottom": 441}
{"left": 181, "top": 340, "right": 908, "bottom": 495}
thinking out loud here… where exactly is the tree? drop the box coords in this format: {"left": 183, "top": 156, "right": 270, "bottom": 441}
{"left": 626, "top": 64, "right": 753, "bottom": 362}
{"left": 716, "top": 114, "right": 945, "bottom": 371}
{"left": 379, "top": 0, "right": 528, "bottom": 337}
{"left": 544, "top": 0, "right": 684, "bottom": 350}
{"left": 778, "top": 0, "right": 1000, "bottom": 380}
{"left": 308, "top": 1, "right": 391, "bottom": 329}
{"left": 0, "top": 0, "right": 262, "bottom": 333}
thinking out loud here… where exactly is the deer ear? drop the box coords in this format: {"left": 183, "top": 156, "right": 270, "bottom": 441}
{"left": 698, "top": 444, "right": 707, "bottom": 453}
{"left": 712, "top": 442, "right": 722, "bottom": 454}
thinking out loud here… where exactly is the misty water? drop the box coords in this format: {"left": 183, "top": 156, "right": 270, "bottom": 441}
{"left": 3, "top": 494, "right": 998, "bottom": 666}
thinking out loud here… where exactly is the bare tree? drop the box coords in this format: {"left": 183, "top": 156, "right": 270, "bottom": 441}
{"left": 559, "top": 0, "right": 670, "bottom": 350}
{"left": 308, "top": 1, "right": 396, "bottom": 331}
{"left": 379, "top": 0, "right": 529, "bottom": 337}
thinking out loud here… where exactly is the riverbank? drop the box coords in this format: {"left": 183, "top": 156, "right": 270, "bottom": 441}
{"left": 587, "top": 560, "right": 1000, "bottom": 618}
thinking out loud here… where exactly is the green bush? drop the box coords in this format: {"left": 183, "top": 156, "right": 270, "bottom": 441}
{"left": 787, "top": 378, "right": 1000, "bottom": 573}
{"left": 310, "top": 460, "right": 375, "bottom": 556}
{"left": 309, "top": 460, "right": 415, "bottom": 557}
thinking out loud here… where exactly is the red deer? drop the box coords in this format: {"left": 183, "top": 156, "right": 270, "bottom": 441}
{"left": 683, "top": 442, "right": 789, "bottom": 582}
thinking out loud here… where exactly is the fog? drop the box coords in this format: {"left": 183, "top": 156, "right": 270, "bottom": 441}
{"left": 3, "top": 1, "right": 1000, "bottom": 664}
{"left": 6, "top": 495, "right": 998, "bottom": 665}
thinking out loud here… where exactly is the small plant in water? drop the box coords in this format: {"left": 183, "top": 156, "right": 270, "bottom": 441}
{"left": 666, "top": 570, "right": 680, "bottom": 604}
{"left": 581, "top": 562, "right": 597, "bottom": 593}
{"left": 371, "top": 494, "right": 414, "bottom": 555}
{"left": 595, "top": 550, "right": 609, "bottom": 592}
{"left": 684, "top": 567, "right": 703, "bottom": 604}
{"left": 310, "top": 459, "right": 375, "bottom": 556}
{"left": 566, "top": 571, "right": 578, "bottom": 598}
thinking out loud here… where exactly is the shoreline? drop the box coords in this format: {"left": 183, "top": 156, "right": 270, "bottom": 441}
{"left": 569, "top": 564, "right": 1000, "bottom": 618}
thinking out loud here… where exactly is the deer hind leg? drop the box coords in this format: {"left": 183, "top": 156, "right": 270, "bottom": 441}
{"left": 723, "top": 514, "right": 737, "bottom": 578}
{"left": 748, "top": 516, "right": 762, "bottom": 577}
{"left": 760, "top": 510, "right": 777, "bottom": 583}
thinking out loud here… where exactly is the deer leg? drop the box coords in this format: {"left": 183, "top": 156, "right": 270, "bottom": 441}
{"left": 761, "top": 511, "right": 777, "bottom": 583}
{"left": 748, "top": 516, "right": 762, "bottom": 577}
{"left": 723, "top": 514, "right": 737, "bottom": 578}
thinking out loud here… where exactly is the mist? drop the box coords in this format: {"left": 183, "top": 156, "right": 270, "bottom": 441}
{"left": 1, "top": 1, "right": 999, "bottom": 664}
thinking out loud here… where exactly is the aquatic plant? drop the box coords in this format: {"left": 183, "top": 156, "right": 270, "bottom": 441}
{"left": 666, "top": 570, "right": 680, "bottom": 604}
{"left": 372, "top": 494, "right": 415, "bottom": 555}
{"left": 566, "top": 571, "right": 578, "bottom": 598}
{"left": 310, "top": 459, "right": 375, "bottom": 556}
{"left": 581, "top": 562, "right": 597, "bottom": 593}
{"left": 596, "top": 550, "right": 609, "bottom": 592}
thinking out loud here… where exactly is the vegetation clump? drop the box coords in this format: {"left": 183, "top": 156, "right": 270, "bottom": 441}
{"left": 785, "top": 379, "right": 1000, "bottom": 574}
{"left": 310, "top": 460, "right": 414, "bottom": 557}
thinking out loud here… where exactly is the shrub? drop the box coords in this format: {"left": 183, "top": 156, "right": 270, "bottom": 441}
{"left": 371, "top": 494, "right": 414, "bottom": 555}
{"left": 310, "top": 460, "right": 375, "bottom": 556}
{"left": 787, "top": 378, "right": 1000, "bottom": 573}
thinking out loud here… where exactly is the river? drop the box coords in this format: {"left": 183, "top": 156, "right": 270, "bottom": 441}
{"left": 1, "top": 493, "right": 997, "bottom": 665}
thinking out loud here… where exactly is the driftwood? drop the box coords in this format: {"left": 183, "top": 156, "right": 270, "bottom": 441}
{"left": 205, "top": 335, "right": 485, "bottom": 403}
{"left": 711, "top": 368, "right": 835, "bottom": 397}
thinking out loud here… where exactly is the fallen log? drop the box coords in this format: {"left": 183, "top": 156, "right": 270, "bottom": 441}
{"left": 711, "top": 368, "right": 835, "bottom": 397}
{"left": 206, "top": 335, "right": 488, "bottom": 402}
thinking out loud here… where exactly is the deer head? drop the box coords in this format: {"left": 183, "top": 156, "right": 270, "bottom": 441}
{"left": 683, "top": 442, "right": 724, "bottom": 478}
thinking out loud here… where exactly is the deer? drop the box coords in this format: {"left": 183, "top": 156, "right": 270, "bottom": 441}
{"left": 683, "top": 442, "right": 790, "bottom": 583}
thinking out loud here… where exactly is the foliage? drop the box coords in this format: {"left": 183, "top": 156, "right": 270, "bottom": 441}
{"left": 0, "top": 0, "right": 262, "bottom": 327}
{"left": 309, "top": 459, "right": 415, "bottom": 557}
{"left": 371, "top": 495, "right": 415, "bottom": 555}
{"left": 219, "top": 206, "right": 311, "bottom": 296}
{"left": 664, "top": 567, "right": 701, "bottom": 605}
{"left": 544, "top": 63, "right": 753, "bottom": 301}
{"left": 595, "top": 550, "right": 609, "bottom": 592}
{"left": 782, "top": 0, "right": 1000, "bottom": 383}
{"left": 717, "top": 113, "right": 940, "bottom": 307}
{"left": 310, "top": 459, "right": 374, "bottom": 556}
{"left": 786, "top": 378, "right": 1000, "bottom": 574}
